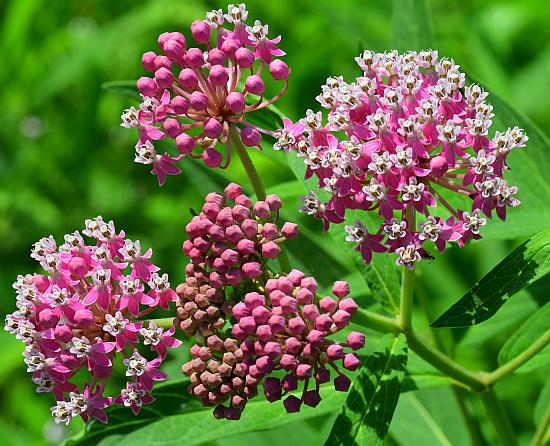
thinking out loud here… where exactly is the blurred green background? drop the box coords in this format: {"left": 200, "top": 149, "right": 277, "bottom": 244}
{"left": 1, "top": 0, "right": 549, "bottom": 444}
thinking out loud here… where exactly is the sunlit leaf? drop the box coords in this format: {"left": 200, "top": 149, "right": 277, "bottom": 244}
{"left": 432, "top": 229, "right": 550, "bottom": 327}
{"left": 324, "top": 334, "right": 408, "bottom": 446}
{"left": 497, "top": 300, "right": 550, "bottom": 373}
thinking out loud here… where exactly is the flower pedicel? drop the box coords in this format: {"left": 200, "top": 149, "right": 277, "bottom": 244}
{"left": 4, "top": 218, "right": 180, "bottom": 424}
{"left": 276, "top": 50, "right": 527, "bottom": 269}
{"left": 121, "top": 3, "right": 289, "bottom": 184}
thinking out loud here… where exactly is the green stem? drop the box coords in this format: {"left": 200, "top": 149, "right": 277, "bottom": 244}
{"left": 355, "top": 309, "right": 401, "bottom": 334}
{"left": 399, "top": 267, "right": 415, "bottom": 333}
{"left": 486, "top": 329, "right": 550, "bottom": 385}
{"left": 479, "top": 389, "right": 518, "bottom": 446}
{"left": 228, "top": 125, "right": 291, "bottom": 272}
{"left": 399, "top": 206, "right": 415, "bottom": 333}
{"left": 407, "top": 330, "right": 487, "bottom": 392}
{"left": 143, "top": 317, "right": 175, "bottom": 329}
{"left": 229, "top": 125, "right": 266, "bottom": 200}
{"left": 531, "top": 403, "right": 550, "bottom": 446}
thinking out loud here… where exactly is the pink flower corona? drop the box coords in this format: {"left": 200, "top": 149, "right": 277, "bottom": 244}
{"left": 177, "top": 185, "right": 365, "bottom": 419}
{"left": 4, "top": 217, "right": 181, "bottom": 425}
{"left": 121, "top": 4, "right": 289, "bottom": 185}
{"left": 275, "top": 50, "right": 527, "bottom": 269}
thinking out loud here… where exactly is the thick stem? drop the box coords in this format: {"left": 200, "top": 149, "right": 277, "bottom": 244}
{"left": 399, "top": 267, "right": 415, "bottom": 333}
{"left": 479, "top": 389, "right": 518, "bottom": 446}
{"left": 355, "top": 309, "right": 401, "bottom": 334}
{"left": 399, "top": 205, "right": 415, "bottom": 332}
{"left": 228, "top": 125, "right": 267, "bottom": 200}
{"left": 486, "top": 329, "right": 550, "bottom": 385}
{"left": 531, "top": 404, "right": 550, "bottom": 446}
{"left": 228, "top": 125, "right": 291, "bottom": 272}
{"left": 407, "top": 330, "right": 487, "bottom": 392}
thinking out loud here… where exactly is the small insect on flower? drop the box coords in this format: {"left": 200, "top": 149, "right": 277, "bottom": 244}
{"left": 121, "top": 3, "right": 290, "bottom": 184}
{"left": 5, "top": 217, "right": 181, "bottom": 424}
{"left": 279, "top": 49, "right": 526, "bottom": 268}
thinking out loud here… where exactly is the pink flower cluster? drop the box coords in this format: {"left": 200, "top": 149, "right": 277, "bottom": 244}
{"left": 121, "top": 3, "right": 289, "bottom": 185}
{"left": 4, "top": 217, "right": 181, "bottom": 425}
{"left": 276, "top": 50, "right": 527, "bottom": 269}
{"left": 177, "top": 185, "right": 364, "bottom": 419}
{"left": 182, "top": 273, "right": 364, "bottom": 420}
{"left": 177, "top": 182, "right": 298, "bottom": 336}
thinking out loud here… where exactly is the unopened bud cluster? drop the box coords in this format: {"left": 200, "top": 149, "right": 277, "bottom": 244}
{"left": 276, "top": 50, "right": 527, "bottom": 269}
{"left": 176, "top": 182, "right": 298, "bottom": 337}
{"left": 121, "top": 3, "right": 289, "bottom": 185}
{"left": 177, "top": 185, "right": 364, "bottom": 419}
{"left": 4, "top": 218, "right": 181, "bottom": 424}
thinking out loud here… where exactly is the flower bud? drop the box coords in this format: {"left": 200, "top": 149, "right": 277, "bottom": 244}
{"left": 178, "top": 68, "right": 198, "bottom": 90}
{"left": 155, "top": 67, "right": 174, "bottom": 89}
{"left": 226, "top": 92, "right": 245, "bottom": 113}
{"left": 191, "top": 20, "right": 211, "bottom": 43}
{"left": 269, "top": 59, "right": 289, "bottom": 80}
{"left": 240, "top": 126, "right": 261, "bottom": 146}
{"left": 245, "top": 75, "right": 265, "bottom": 95}
{"left": 137, "top": 77, "right": 158, "bottom": 97}
{"left": 141, "top": 51, "right": 157, "bottom": 71}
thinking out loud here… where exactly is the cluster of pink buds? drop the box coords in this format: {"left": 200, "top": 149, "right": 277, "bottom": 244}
{"left": 182, "top": 272, "right": 364, "bottom": 420}
{"left": 4, "top": 217, "right": 181, "bottom": 424}
{"left": 177, "top": 186, "right": 364, "bottom": 419}
{"left": 275, "top": 50, "right": 527, "bottom": 269}
{"left": 121, "top": 3, "right": 290, "bottom": 185}
{"left": 177, "top": 182, "right": 298, "bottom": 336}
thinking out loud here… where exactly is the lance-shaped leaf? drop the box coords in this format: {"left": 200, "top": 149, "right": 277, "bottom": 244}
{"left": 324, "top": 334, "right": 408, "bottom": 446}
{"left": 391, "top": 0, "right": 434, "bottom": 51}
{"left": 97, "top": 385, "right": 345, "bottom": 446}
{"left": 497, "top": 301, "right": 550, "bottom": 373}
{"left": 432, "top": 229, "right": 550, "bottom": 327}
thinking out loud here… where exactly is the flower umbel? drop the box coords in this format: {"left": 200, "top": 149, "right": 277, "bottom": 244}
{"left": 5, "top": 218, "right": 180, "bottom": 424}
{"left": 122, "top": 3, "right": 289, "bottom": 184}
{"left": 176, "top": 185, "right": 364, "bottom": 419}
{"left": 279, "top": 50, "right": 526, "bottom": 268}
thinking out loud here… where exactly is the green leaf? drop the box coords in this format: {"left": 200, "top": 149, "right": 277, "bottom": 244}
{"left": 63, "top": 379, "right": 200, "bottom": 446}
{"left": 389, "top": 388, "right": 473, "bottom": 446}
{"left": 455, "top": 290, "right": 537, "bottom": 352}
{"left": 101, "top": 80, "right": 140, "bottom": 100}
{"left": 497, "top": 301, "right": 550, "bottom": 373}
{"left": 101, "top": 385, "right": 345, "bottom": 446}
{"left": 401, "top": 352, "right": 456, "bottom": 392}
{"left": 432, "top": 229, "right": 550, "bottom": 328}
{"left": 324, "top": 334, "right": 408, "bottom": 446}
{"left": 391, "top": 0, "right": 434, "bottom": 51}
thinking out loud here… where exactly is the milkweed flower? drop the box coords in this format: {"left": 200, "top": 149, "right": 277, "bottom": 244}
{"left": 278, "top": 50, "right": 527, "bottom": 269}
{"left": 121, "top": 3, "right": 289, "bottom": 185}
{"left": 176, "top": 185, "right": 364, "bottom": 419}
{"left": 5, "top": 217, "right": 181, "bottom": 424}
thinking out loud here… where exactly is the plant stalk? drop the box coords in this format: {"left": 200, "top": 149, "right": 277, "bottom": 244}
{"left": 486, "top": 329, "right": 550, "bottom": 385}
{"left": 407, "top": 330, "right": 487, "bottom": 392}
{"left": 479, "top": 389, "right": 518, "bottom": 446}
{"left": 531, "top": 403, "right": 550, "bottom": 446}
{"left": 228, "top": 125, "right": 291, "bottom": 272}
{"left": 399, "top": 267, "right": 415, "bottom": 333}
